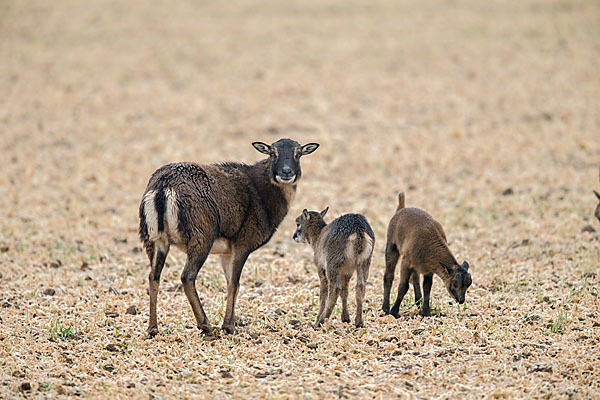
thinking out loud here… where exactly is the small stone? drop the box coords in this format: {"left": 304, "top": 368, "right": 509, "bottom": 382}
{"left": 0, "top": 245, "right": 8, "bottom": 252}
{"left": 307, "top": 342, "right": 318, "bottom": 350}
{"left": 105, "top": 344, "right": 119, "bottom": 352}
{"left": 43, "top": 288, "right": 56, "bottom": 296}
{"left": 502, "top": 188, "right": 514, "bottom": 196}
{"left": 581, "top": 225, "right": 596, "bottom": 233}
{"left": 220, "top": 370, "right": 233, "bottom": 379}
{"left": 127, "top": 383, "right": 136, "bottom": 389}
{"left": 80, "top": 262, "right": 90, "bottom": 271}
{"left": 126, "top": 306, "right": 137, "bottom": 316}
{"left": 20, "top": 382, "right": 31, "bottom": 392}
{"left": 49, "top": 260, "right": 62, "bottom": 268}
{"left": 103, "top": 364, "right": 115, "bottom": 372}
{"left": 105, "top": 312, "right": 119, "bottom": 318}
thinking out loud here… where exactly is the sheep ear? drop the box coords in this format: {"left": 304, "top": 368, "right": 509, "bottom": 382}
{"left": 252, "top": 142, "right": 271, "bottom": 155}
{"left": 320, "top": 206, "right": 329, "bottom": 218}
{"left": 302, "top": 209, "right": 310, "bottom": 219}
{"left": 300, "top": 143, "right": 319, "bottom": 155}
{"left": 594, "top": 190, "right": 600, "bottom": 201}
{"left": 440, "top": 262, "right": 453, "bottom": 274}
{"left": 462, "top": 261, "right": 470, "bottom": 270}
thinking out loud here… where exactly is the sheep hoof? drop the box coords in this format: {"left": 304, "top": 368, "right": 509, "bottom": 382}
{"left": 147, "top": 326, "right": 159, "bottom": 338}
{"left": 221, "top": 324, "right": 235, "bottom": 334}
{"left": 198, "top": 324, "right": 213, "bottom": 335}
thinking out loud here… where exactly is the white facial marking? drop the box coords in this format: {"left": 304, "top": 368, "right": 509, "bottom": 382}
{"left": 276, "top": 175, "right": 296, "bottom": 184}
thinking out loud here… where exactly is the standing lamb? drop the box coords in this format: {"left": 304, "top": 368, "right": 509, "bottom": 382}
{"left": 139, "top": 138, "right": 319, "bottom": 336}
{"left": 293, "top": 207, "right": 375, "bottom": 328}
{"left": 382, "top": 193, "right": 472, "bottom": 318}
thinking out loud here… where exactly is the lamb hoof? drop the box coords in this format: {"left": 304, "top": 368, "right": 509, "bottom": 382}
{"left": 341, "top": 315, "right": 351, "bottom": 323}
{"left": 147, "top": 326, "right": 159, "bottom": 338}
{"left": 355, "top": 320, "right": 364, "bottom": 328}
{"left": 381, "top": 306, "right": 390, "bottom": 314}
{"left": 312, "top": 320, "right": 323, "bottom": 329}
{"left": 420, "top": 310, "right": 431, "bottom": 317}
{"left": 198, "top": 324, "right": 213, "bottom": 335}
{"left": 221, "top": 324, "right": 235, "bottom": 334}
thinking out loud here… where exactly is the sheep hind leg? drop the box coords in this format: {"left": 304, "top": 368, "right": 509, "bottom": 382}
{"left": 181, "top": 242, "right": 214, "bottom": 334}
{"left": 148, "top": 239, "right": 169, "bottom": 337}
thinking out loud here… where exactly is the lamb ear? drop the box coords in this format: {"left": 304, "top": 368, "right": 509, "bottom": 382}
{"left": 440, "top": 262, "right": 453, "bottom": 274}
{"left": 320, "top": 206, "right": 329, "bottom": 218}
{"left": 462, "top": 261, "right": 470, "bottom": 270}
{"left": 302, "top": 209, "right": 310, "bottom": 219}
{"left": 252, "top": 142, "right": 271, "bottom": 155}
{"left": 594, "top": 190, "right": 600, "bottom": 201}
{"left": 300, "top": 143, "right": 319, "bottom": 155}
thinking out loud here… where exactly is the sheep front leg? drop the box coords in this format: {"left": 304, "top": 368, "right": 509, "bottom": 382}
{"left": 221, "top": 250, "right": 250, "bottom": 334}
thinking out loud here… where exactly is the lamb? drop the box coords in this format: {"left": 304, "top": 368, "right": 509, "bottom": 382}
{"left": 139, "top": 138, "right": 319, "bottom": 336}
{"left": 382, "top": 193, "right": 472, "bottom": 318}
{"left": 293, "top": 207, "right": 375, "bottom": 328}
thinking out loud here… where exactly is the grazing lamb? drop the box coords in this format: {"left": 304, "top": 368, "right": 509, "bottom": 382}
{"left": 139, "top": 138, "right": 319, "bottom": 336}
{"left": 293, "top": 207, "right": 375, "bottom": 328}
{"left": 382, "top": 193, "right": 472, "bottom": 318}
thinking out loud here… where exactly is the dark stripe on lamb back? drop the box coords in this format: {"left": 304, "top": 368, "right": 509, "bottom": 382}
{"left": 139, "top": 200, "right": 149, "bottom": 242}
{"left": 154, "top": 188, "right": 166, "bottom": 233}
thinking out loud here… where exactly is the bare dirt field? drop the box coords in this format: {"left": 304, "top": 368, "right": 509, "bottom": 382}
{"left": 1, "top": 0, "right": 599, "bottom": 398}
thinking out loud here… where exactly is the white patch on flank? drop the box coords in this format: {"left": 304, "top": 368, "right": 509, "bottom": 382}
{"left": 210, "top": 237, "right": 231, "bottom": 254}
{"left": 360, "top": 233, "right": 374, "bottom": 261}
{"left": 164, "top": 188, "right": 180, "bottom": 242}
{"left": 345, "top": 233, "right": 373, "bottom": 261}
{"left": 143, "top": 190, "right": 159, "bottom": 240}
{"left": 345, "top": 233, "right": 358, "bottom": 260}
